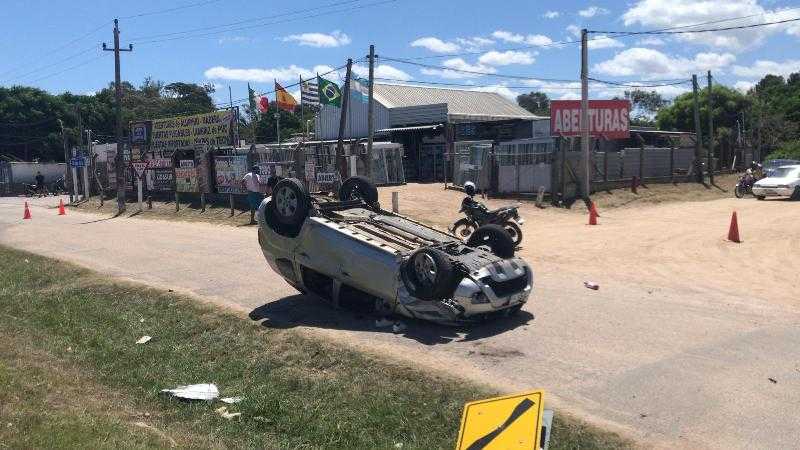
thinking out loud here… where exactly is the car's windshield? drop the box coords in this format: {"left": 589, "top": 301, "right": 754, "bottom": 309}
{"left": 770, "top": 167, "right": 800, "bottom": 178}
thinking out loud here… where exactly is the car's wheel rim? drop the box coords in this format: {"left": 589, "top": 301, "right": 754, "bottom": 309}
{"left": 414, "top": 253, "right": 438, "bottom": 285}
{"left": 275, "top": 186, "right": 298, "bottom": 218}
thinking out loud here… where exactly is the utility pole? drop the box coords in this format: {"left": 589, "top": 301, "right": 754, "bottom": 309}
{"left": 58, "top": 119, "right": 73, "bottom": 203}
{"left": 367, "top": 45, "right": 376, "bottom": 156}
{"left": 275, "top": 112, "right": 281, "bottom": 144}
{"left": 691, "top": 74, "right": 703, "bottom": 183}
{"left": 580, "top": 29, "right": 591, "bottom": 199}
{"left": 707, "top": 71, "right": 714, "bottom": 184}
{"left": 336, "top": 58, "right": 353, "bottom": 179}
{"left": 103, "top": 18, "right": 133, "bottom": 213}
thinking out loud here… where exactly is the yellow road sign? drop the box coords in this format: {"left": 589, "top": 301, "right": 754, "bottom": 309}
{"left": 455, "top": 390, "right": 545, "bottom": 450}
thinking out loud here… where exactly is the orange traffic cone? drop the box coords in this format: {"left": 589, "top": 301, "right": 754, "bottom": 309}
{"left": 588, "top": 202, "right": 598, "bottom": 225}
{"left": 58, "top": 199, "right": 66, "bottom": 216}
{"left": 23, "top": 202, "right": 31, "bottom": 220}
{"left": 727, "top": 211, "right": 741, "bottom": 243}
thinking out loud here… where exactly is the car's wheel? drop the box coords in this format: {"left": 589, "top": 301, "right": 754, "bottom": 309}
{"left": 402, "top": 248, "right": 455, "bottom": 301}
{"left": 502, "top": 221, "right": 523, "bottom": 247}
{"left": 452, "top": 219, "right": 477, "bottom": 240}
{"left": 272, "top": 178, "right": 309, "bottom": 226}
{"left": 467, "top": 224, "right": 515, "bottom": 258}
{"left": 756, "top": 195, "right": 766, "bottom": 201}
{"left": 339, "top": 176, "right": 379, "bottom": 204}
{"left": 791, "top": 186, "right": 800, "bottom": 201}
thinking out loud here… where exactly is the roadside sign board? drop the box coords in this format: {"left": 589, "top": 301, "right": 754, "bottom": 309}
{"left": 69, "top": 157, "right": 85, "bottom": 168}
{"left": 316, "top": 172, "right": 338, "bottom": 184}
{"left": 130, "top": 161, "right": 149, "bottom": 179}
{"left": 456, "top": 390, "right": 544, "bottom": 450}
{"left": 550, "top": 100, "right": 630, "bottom": 139}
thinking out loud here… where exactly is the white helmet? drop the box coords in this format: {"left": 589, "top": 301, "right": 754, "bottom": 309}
{"left": 746, "top": 168, "right": 753, "bottom": 175}
{"left": 464, "top": 181, "right": 476, "bottom": 196}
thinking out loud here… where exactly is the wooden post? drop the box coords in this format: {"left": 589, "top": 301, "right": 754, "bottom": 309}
{"left": 229, "top": 193, "right": 235, "bottom": 217}
{"left": 175, "top": 190, "right": 180, "bottom": 212}
{"left": 200, "top": 192, "right": 206, "bottom": 212}
{"left": 603, "top": 150, "right": 609, "bottom": 183}
{"left": 638, "top": 137, "right": 645, "bottom": 182}
{"left": 391, "top": 191, "right": 399, "bottom": 213}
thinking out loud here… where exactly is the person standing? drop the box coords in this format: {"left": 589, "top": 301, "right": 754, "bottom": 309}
{"left": 34, "top": 171, "right": 46, "bottom": 197}
{"left": 241, "top": 165, "right": 263, "bottom": 225}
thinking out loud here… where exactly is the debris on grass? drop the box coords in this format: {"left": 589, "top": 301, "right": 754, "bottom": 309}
{"left": 769, "top": 378, "right": 778, "bottom": 384}
{"left": 136, "top": 335, "right": 152, "bottom": 344}
{"left": 584, "top": 281, "right": 600, "bottom": 290}
{"left": 160, "top": 383, "right": 219, "bottom": 401}
{"left": 215, "top": 406, "right": 242, "bottom": 420}
{"left": 220, "top": 396, "right": 243, "bottom": 404}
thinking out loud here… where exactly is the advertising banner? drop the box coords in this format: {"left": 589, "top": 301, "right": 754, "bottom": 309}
{"left": 214, "top": 155, "right": 248, "bottom": 194}
{"left": 145, "top": 158, "right": 173, "bottom": 191}
{"left": 550, "top": 100, "right": 631, "bottom": 139}
{"left": 175, "top": 159, "right": 198, "bottom": 192}
{"left": 150, "top": 110, "right": 234, "bottom": 150}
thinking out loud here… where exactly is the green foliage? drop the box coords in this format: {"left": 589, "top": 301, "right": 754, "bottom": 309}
{"left": 766, "top": 140, "right": 800, "bottom": 161}
{"left": 0, "top": 79, "right": 216, "bottom": 162}
{"left": 517, "top": 91, "right": 550, "bottom": 116}
{"left": 623, "top": 89, "right": 668, "bottom": 126}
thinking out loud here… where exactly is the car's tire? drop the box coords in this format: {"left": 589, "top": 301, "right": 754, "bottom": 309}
{"left": 756, "top": 195, "right": 766, "bottom": 201}
{"left": 502, "top": 221, "right": 523, "bottom": 247}
{"left": 339, "top": 176, "right": 378, "bottom": 204}
{"left": 791, "top": 186, "right": 800, "bottom": 201}
{"left": 452, "top": 218, "right": 477, "bottom": 240}
{"left": 467, "top": 224, "right": 515, "bottom": 258}
{"left": 272, "top": 178, "right": 309, "bottom": 226}
{"left": 402, "top": 248, "right": 455, "bottom": 301}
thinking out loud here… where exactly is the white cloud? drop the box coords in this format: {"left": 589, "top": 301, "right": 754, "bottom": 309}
{"left": 282, "top": 30, "right": 350, "bottom": 48}
{"left": 353, "top": 63, "right": 413, "bottom": 81}
{"left": 478, "top": 50, "right": 535, "bottom": 66}
{"left": 566, "top": 24, "right": 581, "bottom": 38}
{"left": 588, "top": 34, "right": 625, "bottom": 49}
{"left": 420, "top": 58, "right": 497, "bottom": 79}
{"left": 622, "top": 1, "right": 800, "bottom": 52}
{"left": 204, "top": 64, "right": 336, "bottom": 83}
{"left": 543, "top": 11, "right": 560, "bottom": 19}
{"left": 734, "top": 80, "right": 756, "bottom": 92}
{"left": 456, "top": 37, "right": 495, "bottom": 52}
{"left": 492, "top": 30, "right": 554, "bottom": 47}
{"left": 635, "top": 36, "right": 666, "bottom": 46}
{"left": 410, "top": 37, "right": 460, "bottom": 53}
{"left": 579, "top": 6, "right": 610, "bottom": 18}
{"left": 732, "top": 59, "right": 800, "bottom": 79}
{"left": 593, "top": 47, "right": 735, "bottom": 79}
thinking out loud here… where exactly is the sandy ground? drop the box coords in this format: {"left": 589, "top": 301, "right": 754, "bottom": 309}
{"left": 2, "top": 188, "right": 799, "bottom": 449}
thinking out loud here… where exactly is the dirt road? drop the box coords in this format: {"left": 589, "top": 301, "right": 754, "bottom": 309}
{"left": 2, "top": 192, "right": 799, "bottom": 449}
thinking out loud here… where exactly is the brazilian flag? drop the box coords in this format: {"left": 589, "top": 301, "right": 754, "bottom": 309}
{"left": 317, "top": 76, "right": 342, "bottom": 107}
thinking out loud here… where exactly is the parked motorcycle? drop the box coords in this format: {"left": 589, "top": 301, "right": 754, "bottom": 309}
{"left": 735, "top": 171, "right": 757, "bottom": 198}
{"left": 450, "top": 182, "right": 524, "bottom": 246}
{"left": 50, "top": 176, "right": 66, "bottom": 195}
{"left": 23, "top": 183, "right": 43, "bottom": 197}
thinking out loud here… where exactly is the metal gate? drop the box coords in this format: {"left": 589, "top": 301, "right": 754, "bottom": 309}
{"left": 451, "top": 141, "right": 492, "bottom": 191}
{"left": 0, "top": 161, "right": 11, "bottom": 195}
{"left": 495, "top": 139, "right": 554, "bottom": 194}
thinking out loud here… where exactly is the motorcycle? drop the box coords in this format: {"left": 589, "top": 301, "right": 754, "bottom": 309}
{"left": 50, "top": 176, "right": 66, "bottom": 195}
{"left": 735, "top": 173, "right": 756, "bottom": 198}
{"left": 450, "top": 197, "right": 525, "bottom": 246}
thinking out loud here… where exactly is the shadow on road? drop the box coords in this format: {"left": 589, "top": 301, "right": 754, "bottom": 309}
{"left": 248, "top": 294, "right": 533, "bottom": 346}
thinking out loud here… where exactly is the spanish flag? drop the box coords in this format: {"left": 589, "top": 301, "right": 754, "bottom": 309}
{"left": 275, "top": 81, "right": 298, "bottom": 112}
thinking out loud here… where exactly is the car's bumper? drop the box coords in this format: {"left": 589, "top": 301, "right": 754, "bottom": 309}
{"left": 752, "top": 186, "right": 793, "bottom": 197}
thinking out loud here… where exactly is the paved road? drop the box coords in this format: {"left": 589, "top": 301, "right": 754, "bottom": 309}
{"left": 2, "top": 195, "right": 799, "bottom": 449}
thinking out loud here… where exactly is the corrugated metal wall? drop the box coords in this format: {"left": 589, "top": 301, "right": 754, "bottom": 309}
{"left": 389, "top": 103, "right": 447, "bottom": 127}
{"left": 315, "top": 89, "right": 390, "bottom": 140}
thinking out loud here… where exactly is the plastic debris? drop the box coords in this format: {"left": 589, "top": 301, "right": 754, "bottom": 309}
{"left": 215, "top": 406, "right": 242, "bottom": 420}
{"left": 584, "top": 281, "right": 599, "bottom": 290}
{"left": 220, "top": 396, "right": 243, "bottom": 404}
{"left": 375, "top": 318, "right": 394, "bottom": 328}
{"left": 769, "top": 378, "right": 778, "bottom": 384}
{"left": 392, "top": 321, "right": 407, "bottom": 334}
{"left": 136, "top": 336, "right": 152, "bottom": 344}
{"left": 160, "top": 383, "right": 219, "bottom": 401}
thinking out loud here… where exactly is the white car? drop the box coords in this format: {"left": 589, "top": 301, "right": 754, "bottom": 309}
{"left": 752, "top": 165, "right": 800, "bottom": 200}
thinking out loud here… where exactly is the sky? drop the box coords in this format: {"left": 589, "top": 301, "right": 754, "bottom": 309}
{"left": 1, "top": 0, "right": 800, "bottom": 107}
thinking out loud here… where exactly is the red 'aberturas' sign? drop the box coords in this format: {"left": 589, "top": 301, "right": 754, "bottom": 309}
{"left": 550, "top": 100, "right": 631, "bottom": 139}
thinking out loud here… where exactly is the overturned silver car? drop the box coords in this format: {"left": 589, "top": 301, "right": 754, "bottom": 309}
{"left": 257, "top": 176, "right": 533, "bottom": 325}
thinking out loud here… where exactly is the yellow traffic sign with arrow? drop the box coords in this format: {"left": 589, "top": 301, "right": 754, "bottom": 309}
{"left": 455, "top": 390, "right": 545, "bottom": 450}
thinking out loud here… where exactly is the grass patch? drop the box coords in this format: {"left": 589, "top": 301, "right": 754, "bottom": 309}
{"left": 0, "top": 245, "right": 633, "bottom": 449}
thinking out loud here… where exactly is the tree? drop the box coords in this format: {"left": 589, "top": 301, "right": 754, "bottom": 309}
{"left": 517, "top": 92, "right": 550, "bottom": 116}
{"left": 623, "top": 89, "right": 668, "bottom": 127}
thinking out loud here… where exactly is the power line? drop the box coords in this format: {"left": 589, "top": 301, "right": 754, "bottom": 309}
{"left": 1, "top": 46, "right": 98, "bottom": 84}
{"left": 120, "top": 0, "right": 225, "bottom": 19}
{"left": 588, "top": 78, "right": 692, "bottom": 88}
{"left": 27, "top": 55, "right": 105, "bottom": 84}
{"left": 591, "top": 15, "right": 800, "bottom": 35}
{"left": 379, "top": 56, "right": 579, "bottom": 83}
{"left": 375, "top": 77, "right": 691, "bottom": 92}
